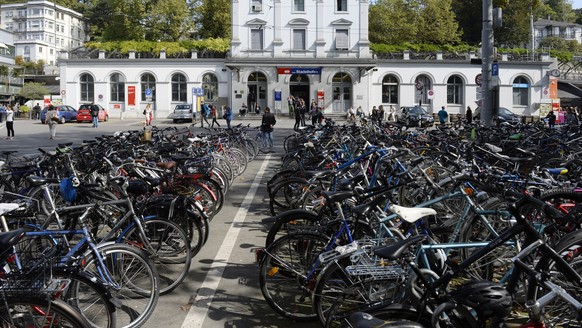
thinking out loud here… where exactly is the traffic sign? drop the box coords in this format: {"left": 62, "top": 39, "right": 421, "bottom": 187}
{"left": 415, "top": 81, "right": 424, "bottom": 90}
{"left": 60, "top": 90, "right": 66, "bottom": 95}
{"left": 427, "top": 90, "right": 434, "bottom": 99}
{"left": 145, "top": 88, "right": 152, "bottom": 96}
{"left": 475, "top": 73, "right": 482, "bottom": 86}
{"left": 492, "top": 63, "right": 499, "bottom": 77}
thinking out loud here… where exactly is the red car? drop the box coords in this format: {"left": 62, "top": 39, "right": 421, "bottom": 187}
{"left": 77, "top": 104, "right": 109, "bottom": 123}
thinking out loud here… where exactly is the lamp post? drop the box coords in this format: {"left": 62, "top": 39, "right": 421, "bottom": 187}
{"left": 481, "top": 0, "right": 494, "bottom": 126}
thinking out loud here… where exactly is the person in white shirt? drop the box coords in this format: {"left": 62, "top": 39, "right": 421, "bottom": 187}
{"left": 5, "top": 106, "right": 14, "bottom": 140}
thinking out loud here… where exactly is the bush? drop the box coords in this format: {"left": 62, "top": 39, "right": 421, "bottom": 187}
{"left": 19, "top": 105, "right": 30, "bottom": 113}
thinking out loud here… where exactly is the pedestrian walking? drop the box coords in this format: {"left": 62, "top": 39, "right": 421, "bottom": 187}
{"left": 378, "top": 105, "right": 385, "bottom": 125}
{"left": 91, "top": 104, "right": 99, "bottom": 128}
{"left": 210, "top": 105, "right": 221, "bottom": 128}
{"left": 438, "top": 106, "right": 449, "bottom": 126}
{"left": 144, "top": 104, "right": 153, "bottom": 126}
{"left": 33, "top": 103, "right": 41, "bottom": 120}
{"left": 200, "top": 101, "right": 210, "bottom": 128}
{"left": 388, "top": 105, "right": 395, "bottom": 121}
{"left": 294, "top": 101, "right": 302, "bottom": 131}
{"left": 546, "top": 110, "right": 556, "bottom": 128}
{"left": 261, "top": 106, "right": 276, "bottom": 149}
{"left": 223, "top": 105, "right": 233, "bottom": 129}
{"left": 5, "top": 106, "right": 14, "bottom": 140}
{"left": 46, "top": 104, "right": 58, "bottom": 139}
{"left": 310, "top": 101, "right": 318, "bottom": 126}
{"left": 466, "top": 106, "right": 473, "bottom": 124}
{"left": 565, "top": 107, "right": 578, "bottom": 127}
{"left": 299, "top": 99, "right": 306, "bottom": 126}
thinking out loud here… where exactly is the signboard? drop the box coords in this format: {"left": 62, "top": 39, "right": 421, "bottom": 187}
{"left": 549, "top": 76, "right": 558, "bottom": 99}
{"left": 192, "top": 87, "right": 204, "bottom": 96}
{"left": 278, "top": 67, "right": 322, "bottom": 75}
{"left": 492, "top": 63, "right": 499, "bottom": 77}
{"left": 274, "top": 90, "right": 282, "bottom": 111}
{"left": 43, "top": 95, "right": 51, "bottom": 108}
{"left": 127, "top": 86, "right": 136, "bottom": 106}
{"left": 475, "top": 73, "right": 482, "bottom": 86}
{"left": 427, "top": 90, "right": 434, "bottom": 99}
{"left": 60, "top": 90, "right": 66, "bottom": 96}
{"left": 539, "top": 99, "right": 552, "bottom": 119}
{"left": 145, "top": 88, "right": 152, "bottom": 101}
{"left": 317, "top": 89, "right": 325, "bottom": 109}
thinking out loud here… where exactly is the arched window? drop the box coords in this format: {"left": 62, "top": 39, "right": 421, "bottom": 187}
{"left": 110, "top": 73, "right": 125, "bottom": 102}
{"left": 172, "top": 73, "right": 187, "bottom": 102}
{"left": 446, "top": 75, "right": 463, "bottom": 105}
{"left": 414, "top": 75, "right": 432, "bottom": 107}
{"left": 512, "top": 76, "right": 529, "bottom": 106}
{"left": 24, "top": 46, "right": 30, "bottom": 54}
{"left": 80, "top": 73, "right": 94, "bottom": 102}
{"left": 382, "top": 74, "right": 399, "bottom": 104}
{"left": 202, "top": 73, "right": 218, "bottom": 103}
{"left": 141, "top": 73, "right": 156, "bottom": 101}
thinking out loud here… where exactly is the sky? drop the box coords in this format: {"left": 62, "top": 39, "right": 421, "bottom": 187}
{"left": 573, "top": 0, "right": 582, "bottom": 10}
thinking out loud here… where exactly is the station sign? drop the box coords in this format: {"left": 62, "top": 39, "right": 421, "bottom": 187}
{"left": 278, "top": 67, "right": 322, "bottom": 75}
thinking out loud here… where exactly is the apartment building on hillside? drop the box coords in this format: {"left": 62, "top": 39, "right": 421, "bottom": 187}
{"left": 0, "top": 0, "right": 88, "bottom": 73}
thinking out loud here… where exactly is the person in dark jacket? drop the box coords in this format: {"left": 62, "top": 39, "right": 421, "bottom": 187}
{"left": 466, "top": 106, "right": 473, "bottom": 125}
{"left": 261, "top": 106, "right": 276, "bottom": 150}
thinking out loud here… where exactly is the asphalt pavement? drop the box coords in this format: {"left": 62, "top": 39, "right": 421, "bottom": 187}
{"left": 0, "top": 115, "right": 327, "bottom": 328}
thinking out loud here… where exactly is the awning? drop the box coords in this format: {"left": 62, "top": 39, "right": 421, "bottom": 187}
{"left": 557, "top": 81, "right": 582, "bottom": 98}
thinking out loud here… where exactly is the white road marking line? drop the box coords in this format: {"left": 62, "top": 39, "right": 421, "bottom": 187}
{"left": 181, "top": 154, "right": 272, "bottom": 328}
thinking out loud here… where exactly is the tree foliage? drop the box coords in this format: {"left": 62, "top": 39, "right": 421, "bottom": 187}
{"left": 369, "top": 0, "right": 460, "bottom": 44}
{"left": 18, "top": 82, "right": 49, "bottom": 101}
{"left": 195, "top": 0, "right": 231, "bottom": 39}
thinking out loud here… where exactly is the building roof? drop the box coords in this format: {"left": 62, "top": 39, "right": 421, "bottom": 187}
{"left": 534, "top": 18, "right": 582, "bottom": 28}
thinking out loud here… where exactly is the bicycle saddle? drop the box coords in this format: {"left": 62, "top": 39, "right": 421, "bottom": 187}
{"left": 26, "top": 175, "right": 61, "bottom": 186}
{"left": 373, "top": 235, "right": 426, "bottom": 261}
{"left": 0, "top": 203, "right": 19, "bottom": 216}
{"left": 0, "top": 228, "right": 26, "bottom": 254}
{"left": 389, "top": 204, "right": 437, "bottom": 223}
{"left": 351, "top": 194, "right": 388, "bottom": 217}
{"left": 337, "top": 175, "right": 365, "bottom": 191}
{"left": 346, "top": 312, "right": 426, "bottom": 328}
{"left": 322, "top": 190, "right": 355, "bottom": 203}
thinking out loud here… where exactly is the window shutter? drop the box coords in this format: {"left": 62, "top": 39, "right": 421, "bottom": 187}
{"left": 336, "top": 29, "right": 348, "bottom": 49}
{"left": 293, "top": 29, "right": 305, "bottom": 50}
{"left": 251, "top": 29, "right": 263, "bottom": 50}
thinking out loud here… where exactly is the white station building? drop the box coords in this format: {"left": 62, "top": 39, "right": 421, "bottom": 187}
{"left": 57, "top": 0, "right": 556, "bottom": 119}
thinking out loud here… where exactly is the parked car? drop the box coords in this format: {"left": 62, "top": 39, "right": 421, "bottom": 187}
{"left": 40, "top": 105, "right": 78, "bottom": 124}
{"left": 76, "top": 104, "right": 109, "bottom": 123}
{"left": 171, "top": 104, "right": 194, "bottom": 123}
{"left": 473, "top": 106, "right": 520, "bottom": 125}
{"left": 395, "top": 105, "right": 435, "bottom": 127}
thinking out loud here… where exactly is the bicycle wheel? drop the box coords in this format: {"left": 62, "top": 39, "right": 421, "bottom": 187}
{"left": 528, "top": 229, "right": 582, "bottom": 327}
{"left": 119, "top": 218, "right": 192, "bottom": 295}
{"left": 265, "top": 209, "right": 320, "bottom": 247}
{"left": 259, "top": 231, "right": 331, "bottom": 321}
{"left": 56, "top": 270, "right": 117, "bottom": 328}
{"left": 82, "top": 243, "right": 159, "bottom": 328}
{"left": 0, "top": 297, "right": 91, "bottom": 328}
{"left": 322, "top": 277, "right": 409, "bottom": 328}
{"left": 269, "top": 177, "right": 310, "bottom": 216}
{"left": 459, "top": 197, "right": 517, "bottom": 281}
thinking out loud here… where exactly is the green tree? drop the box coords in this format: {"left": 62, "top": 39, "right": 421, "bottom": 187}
{"left": 417, "top": 0, "right": 461, "bottom": 44}
{"left": 495, "top": 0, "right": 535, "bottom": 47}
{"left": 102, "top": 0, "right": 146, "bottom": 41}
{"left": 369, "top": 0, "right": 420, "bottom": 44}
{"left": 544, "top": 0, "right": 576, "bottom": 22}
{"left": 144, "top": 0, "right": 193, "bottom": 41}
{"left": 195, "top": 0, "right": 231, "bottom": 39}
{"left": 18, "top": 82, "right": 49, "bottom": 101}
{"left": 451, "top": 0, "right": 482, "bottom": 44}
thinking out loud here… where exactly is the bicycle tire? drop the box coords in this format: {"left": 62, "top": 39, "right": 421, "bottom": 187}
{"left": 322, "top": 277, "right": 409, "bottom": 328}
{"left": 0, "top": 297, "right": 92, "bottom": 328}
{"left": 265, "top": 209, "right": 320, "bottom": 247}
{"left": 269, "top": 177, "right": 310, "bottom": 216}
{"left": 56, "top": 270, "right": 117, "bottom": 328}
{"left": 528, "top": 228, "right": 582, "bottom": 328}
{"left": 259, "top": 231, "right": 331, "bottom": 321}
{"left": 118, "top": 218, "right": 192, "bottom": 295}
{"left": 82, "top": 243, "right": 159, "bottom": 328}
